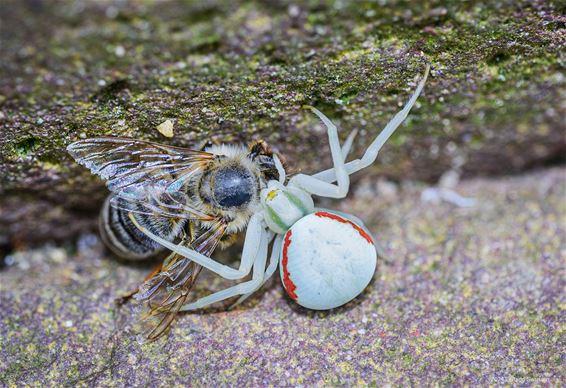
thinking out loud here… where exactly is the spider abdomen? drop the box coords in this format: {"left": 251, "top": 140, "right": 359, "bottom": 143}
{"left": 279, "top": 211, "right": 377, "bottom": 310}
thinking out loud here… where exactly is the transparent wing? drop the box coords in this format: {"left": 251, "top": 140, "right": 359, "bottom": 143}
{"left": 134, "top": 220, "right": 227, "bottom": 342}
{"left": 110, "top": 184, "right": 214, "bottom": 220}
{"left": 69, "top": 137, "right": 229, "bottom": 341}
{"left": 192, "top": 219, "right": 227, "bottom": 256}
{"left": 67, "top": 136, "right": 215, "bottom": 220}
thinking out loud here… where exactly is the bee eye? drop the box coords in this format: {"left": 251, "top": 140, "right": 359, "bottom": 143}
{"left": 213, "top": 167, "right": 254, "bottom": 208}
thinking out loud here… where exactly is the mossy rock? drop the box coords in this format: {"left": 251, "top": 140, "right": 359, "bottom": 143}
{"left": 0, "top": 0, "right": 564, "bottom": 246}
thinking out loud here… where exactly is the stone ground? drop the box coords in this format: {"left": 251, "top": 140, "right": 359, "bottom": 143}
{"left": 1, "top": 167, "right": 564, "bottom": 386}
{"left": 1, "top": 0, "right": 565, "bottom": 246}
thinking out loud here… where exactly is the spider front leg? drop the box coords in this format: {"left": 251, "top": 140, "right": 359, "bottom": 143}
{"left": 229, "top": 234, "right": 284, "bottom": 309}
{"left": 289, "top": 106, "right": 351, "bottom": 199}
{"left": 129, "top": 213, "right": 264, "bottom": 280}
{"left": 179, "top": 229, "right": 273, "bottom": 311}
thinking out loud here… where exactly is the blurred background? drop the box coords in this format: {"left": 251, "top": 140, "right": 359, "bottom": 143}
{"left": 0, "top": 0, "right": 564, "bottom": 385}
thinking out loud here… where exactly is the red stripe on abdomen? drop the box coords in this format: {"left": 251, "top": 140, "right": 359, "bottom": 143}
{"left": 281, "top": 230, "right": 298, "bottom": 300}
{"left": 314, "top": 211, "right": 374, "bottom": 244}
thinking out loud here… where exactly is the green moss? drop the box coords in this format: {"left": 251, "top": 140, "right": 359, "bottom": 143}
{"left": 1, "top": 343, "right": 53, "bottom": 384}
{"left": 13, "top": 137, "right": 41, "bottom": 157}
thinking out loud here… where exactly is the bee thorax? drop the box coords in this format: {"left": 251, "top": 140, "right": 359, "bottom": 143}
{"left": 212, "top": 166, "right": 254, "bottom": 208}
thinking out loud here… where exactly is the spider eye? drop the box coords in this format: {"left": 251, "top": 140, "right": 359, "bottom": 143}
{"left": 213, "top": 166, "right": 254, "bottom": 208}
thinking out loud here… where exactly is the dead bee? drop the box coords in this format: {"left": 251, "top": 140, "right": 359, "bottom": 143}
{"left": 68, "top": 137, "right": 282, "bottom": 341}
{"left": 67, "top": 63, "right": 429, "bottom": 342}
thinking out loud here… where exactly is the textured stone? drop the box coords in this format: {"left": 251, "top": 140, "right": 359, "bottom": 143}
{"left": 1, "top": 168, "right": 564, "bottom": 385}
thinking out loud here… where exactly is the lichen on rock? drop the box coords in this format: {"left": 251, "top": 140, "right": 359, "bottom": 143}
{"left": 1, "top": 168, "right": 564, "bottom": 385}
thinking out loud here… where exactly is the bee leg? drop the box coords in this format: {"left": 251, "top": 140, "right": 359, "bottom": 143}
{"left": 229, "top": 234, "right": 283, "bottom": 309}
{"left": 311, "top": 64, "right": 430, "bottom": 183}
{"left": 179, "top": 230, "right": 271, "bottom": 311}
{"left": 290, "top": 106, "right": 350, "bottom": 198}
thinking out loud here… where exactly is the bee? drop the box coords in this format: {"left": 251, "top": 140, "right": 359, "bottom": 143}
{"left": 96, "top": 140, "right": 280, "bottom": 260}
{"left": 68, "top": 137, "right": 282, "bottom": 340}
{"left": 68, "top": 64, "right": 429, "bottom": 342}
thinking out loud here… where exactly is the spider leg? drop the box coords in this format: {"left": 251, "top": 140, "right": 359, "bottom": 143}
{"left": 313, "top": 64, "right": 430, "bottom": 183}
{"left": 129, "top": 212, "right": 265, "bottom": 280}
{"left": 228, "top": 234, "right": 283, "bottom": 309}
{"left": 289, "top": 106, "right": 350, "bottom": 198}
{"left": 273, "top": 154, "right": 286, "bottom": 184}
{"left": 179, "top": 229, "right": 272, "bottom": 311}
{"left": 341, "top": 129, "right": 359, "bottom": 161}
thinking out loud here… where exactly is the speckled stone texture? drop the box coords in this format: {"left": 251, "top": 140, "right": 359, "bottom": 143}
{"left": 1, "top": 0, "right": 565, "bottom": 246}
{"left": 1, "top": 168, "right": 564, "bottom": 386}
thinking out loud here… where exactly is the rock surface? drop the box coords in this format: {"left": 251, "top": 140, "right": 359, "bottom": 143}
{"left": 1, "top": 168, "right": 564, "bottom": 385}
{"left": 1, "top": 0, "right": 565, "bottom": 246}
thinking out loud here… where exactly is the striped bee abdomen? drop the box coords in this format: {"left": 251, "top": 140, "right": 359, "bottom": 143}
{"left": 99, "top": 195, "right": 186, "bottom": 260}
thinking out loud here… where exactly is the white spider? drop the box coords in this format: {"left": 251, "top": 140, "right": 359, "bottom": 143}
{"left": 129, "top": 64, "right": 430, "bottom": 311}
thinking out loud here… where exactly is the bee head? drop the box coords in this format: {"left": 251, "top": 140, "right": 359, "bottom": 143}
{"left": 248, "top": 140, "right": 282, "bottom": 182}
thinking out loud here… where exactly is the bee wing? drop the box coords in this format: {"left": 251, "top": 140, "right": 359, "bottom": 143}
{"left": 109, "top": 184, "right": 214, "bottom": 220}
{"left": 142, "top": 291, "right": 192, "bottom": 342}
{"left": 67, "top": 136, "right": 216, "bottom": 220}
{"left": 137, "top": 219, "right": 226, "bottom": 303}
{"left": 139, "top": 254, "right": 203, "bottom": 342}
{"left": 135, "top": 220, "right": 227, "bottom": 342}
{"left": 191, "top": 219, "right": 227, "bottom": 256}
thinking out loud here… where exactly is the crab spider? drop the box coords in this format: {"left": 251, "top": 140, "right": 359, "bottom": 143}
{"left": 133, "top": 64, "right": 430, "bottom": 310}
